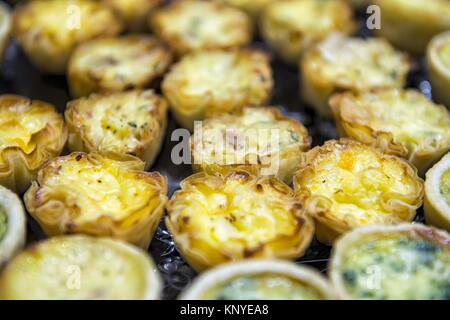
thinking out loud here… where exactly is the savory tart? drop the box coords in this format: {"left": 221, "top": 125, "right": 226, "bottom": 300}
{"left": 162, "top": 49, "right": 273, "bottom": 131}
{"left": 65, "top": 90, "right": 168, "bottom": 170}
{"left": 374, "top": 0, "right": 450, "bottom": 55}
{"left": 301, "top": 33, "right": 410, "bottom": 117}
{"left": 216, "top": 0, "right": 274, "bottom": 19}
{"left": 166, "top": 171, "right": 314, "bottom": 271}
{"left": 260, "top": 0, "right": 356, "bottom": 65}
{"left": 344, "top": 0, "right": 370, "bottom": 9}
{"left": 330, "top": 89, "right": 450, "bottom": 176}
{"left": 427, "top": 31, "right": 450, "bottom": 108}
{"left": 0, "top": 235, "right": 162, "bottom": 300}
{"left": 330, "top": 224, "right": 450, "bottom": 300}
{"left": 0, "top": 185, "right": 26, "bottom": 266}
{"left": 424, "top": 152, "right": 450, "bottom": 232}
{"left": 68, "top": 35, "right": 172, "bottom": 98}
{"left": 12, "top": 0, "right": 123, "bottom": 74}
{"left": 102, "top": 0, "right": 161, "bottom": 32}
{"left": 0, "top": 95, "right": 67, "bottom": 194}
{"left": 0, "top": 2, "right": 10, "bottom": 63}
{"left": 293, "top": 139, "right": 424, "bottom": 245}
{"left": 24, "top": 152, "right": 168, "bottom": 249}
{"left": 180, "top": 260, "right": 336, "bottom": 300}
{"left": 150, "top": 0, "right": 252, "bottom": 56}
{"left": 191, "top": 106, "right": 311, "bottom": 183}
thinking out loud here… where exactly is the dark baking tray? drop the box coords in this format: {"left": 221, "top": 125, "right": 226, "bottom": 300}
{"left": 0, "top": 3, "right": 429, "bottom": 299}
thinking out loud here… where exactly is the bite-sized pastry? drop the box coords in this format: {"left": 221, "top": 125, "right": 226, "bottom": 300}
{"left": 260, "top": 0, "right": 356, "bottom": 65}
{"left": 180, "top": 260, "right": 337, "bottom": 300}
{"left": 215, "top": 0, "right": 274, "bottom": 20}
{"left": 330, "top": 224, "right": 450, "bottom": 300}
{"left": 424, "top": 152, "right": 450, "bottom": 232}
{"left": 293, "top": 139, "right": 424, "bottom": 245}
{"left": 344, "top": 0, "right": 371, "bottom": 9}
{"left": 166, "top": 171, "right": 314, "bottom": 271}
{"left": 191, "top": 106, "right": 311, "bottom": 183}
{"left": 162, "top": 49, "right": 273, "bottom": 131}
{"left": 0, "top": 95, "right": 67, "bottom": 194}
{"left": 374, "top": 0, "right": 450, "bottom": 55}
{"left": 0, "top": 185, "right": 26, "bottom": 266}
{"left": 68, "top": 35, "right": 172, "bottom": 98}
{"left": 427, "top": 31, "right": 450, "bottom": 108}
{"left": 102, "top": 0, "right": 162, "bottom": 32}
{"left": 12, "top": 0, "right": 123, "bottom": 74}
{"left": 65, "top": 90, "right": 168, "bottom": 169}
{"left": 150, "top": 0, "right": 252, "bottom": 56}
{"left": 24, "top": 152, "right": 168, "bottom": 249}
{"left": 0, "top": 2, "right": 10, "bottom": 63}
{"left": 0, "top": 235, "right": 162, "bottom": 300}
{"left": 330, "top": 89, "right": 450, "bottom": 176}
{"left": 301, "top": 33, "right": 410, "bottom": 117}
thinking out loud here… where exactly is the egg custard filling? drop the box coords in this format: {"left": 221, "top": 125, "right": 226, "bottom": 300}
{"left": 0, "top": 236, "right": 162, "bottom": 300}
{"left": 440, "top": 168, "right": 450, "bottom": 206}
{"left": 24, "top": 153, "right": 167, "bottom": 248}
{"left": 335, "top": 227, "right": 450, "bottom": 300}
{"left": 201, "top": 273, "right": 323, "bottom": 300}
{"left": 294, "top": 139, "right": 423, "bottom": 244}
{"left": 0, "top": 207, "right": 6, "bottom": 241}
{"left": 166, "top": 172, "right": 314, "bottom": 271}
{"left": 439, "top": 41, "right": 450, "bottom": 70}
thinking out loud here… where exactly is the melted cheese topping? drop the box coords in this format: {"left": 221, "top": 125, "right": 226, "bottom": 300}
{"left": 310, "top": 34, "right": 409, "bottom": 90}
{"left": 301, "top": 142, "right": 419, "bottom": 225}
{"left": 0, "top": 206, "right": 6, "bottom": 241}
{"left": 163, "top": 50, "right": 272, "bottom": 114}
{"left": 39, "top": 154, "right": 160, "bottom": 223}
{"left": 440, "top": 169, "right": 450, "bottom": 207}
{"left": 341, "top": 90, "right": 450, "bottom": 154}
{"left": 218, "top": 0, "right": 274, "bottom": 16}
{"left": 202, "top": 273, "right": 323, "bottom": 300}
{"left": 170, "top": 174, "right": 301, "bottom": 255}
{"left": 151, "top": 0, "right": 251, "bottom": 54}
{"left": 439, "top": 41, "right": 450, "bottom": 70}
{"left": 0, "top": 100, "right": 59, "bottom": 163}
{"left": 68, "top": 91, "right": 166, "bottom": 155}
{"left": 14, "top": 0, "right": 119, "bottom": 48}
{"left": 195, "top": 108, "right": 308, "bottom": 165}
{"left": 389, "top": 0, "right": 450, "bottom": 16}
{"left": 0, "top": 236, "right": 149, "bottom": 299}
{"left": 339, "top": 234, "right": 450, "bottom": 299}
{"left": 70, "top": 36, "right": 171, "bottom": 90}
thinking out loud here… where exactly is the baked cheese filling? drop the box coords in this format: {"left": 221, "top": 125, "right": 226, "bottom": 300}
{"left": 340, "top": 235, "right": 450, "bottom": 299}
{"left": 201, "top": 273, "right": 323, "bottom": 300}
{"left": 0, "top": 103, "right": 53, "bottom": 162}
{"left": 440, "top": 168, "right": 450, "bottom": 207}
{"left": 439, "top": 41, "right": 450, "bottom": 70}
{"left": 40, "top": 155, "right": 160, "bottom": 223}
{"left": 0, "top": 206, "right": 6, "bottom": 241}
{"left": 303, "top": 144, "right": 417, "bottom": 225}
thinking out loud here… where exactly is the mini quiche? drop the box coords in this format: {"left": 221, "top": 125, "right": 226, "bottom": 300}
{"left": 68, "top": 35, "right": 173, "bottom": 98}
{"left": 12, "top": 0, "right": 123, "bottom": 74}
{"left": 424, "top": 152, "right": 450, "bottom": 232}
{"left": 102, "top": 0, "right": 162, "bottom": 32}
{"left": 191, "top": 106, "right": 311, "bottom": 184}
{"left": 150, "top": 0, "right": 252, "bottom": 56}
{"left": 427, "top": 31, "right": 450, "bottom": 108}
{"left": 23, "top": 152, "right": 168, "bottom": 249}
{"left": 330, "top": 89, "right": 450, "bottom": 176}
{"left": 0, "top": 185, "right": 26, "bottom": 266}
{"left": 0, "top": 95, "right": 67, "bottom": 194}
{"left": 330, "top": 224, "right": 450, "bottom": 300}
{"left": 180, "top": 260, "right": 336, "bottom": 300}
{"left": 215, "top": 0, "right": 274, "bottom": 19}
{"left": 301, "top": 33, "right": 410, "bottom": 117}
{"left": 162, "top": 49, "right": 273, "bottom": 131}
{"left": 260, "top": 0, "right": 356, "bottom": 65}
{"left": 374, "top": 0, "right": 450, "bottom": 55}
{"left": 0, "top": 2, "right": 10, "bottom": 63}
{"left": 293, "top": 139, "right": 424, "bottom": 245}
{"left": 345, "top": 0, "right": 370, "bottom": 9}
{"left": 65, "top": 90, "right": 168, "bottom": 170}
{"left": 166, "top": 171, "right": 314, "bottom": 272}
{"left": 0, "top": 235, "right": 162, "bottom": 300}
